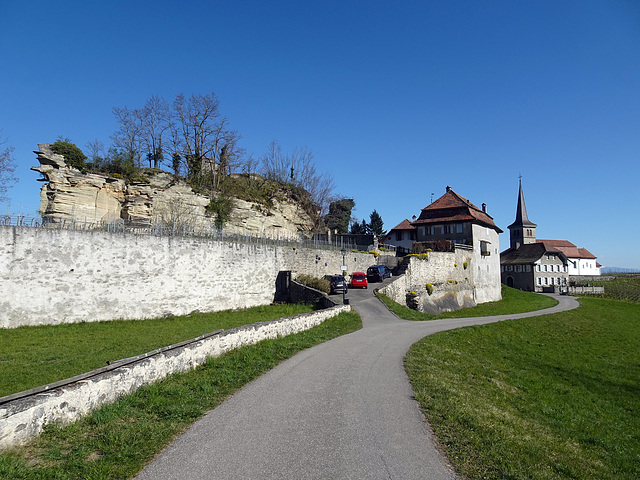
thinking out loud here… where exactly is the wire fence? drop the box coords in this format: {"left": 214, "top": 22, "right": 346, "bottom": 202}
{"left": 0, "top": 214, "right": 362, "bottom": 252}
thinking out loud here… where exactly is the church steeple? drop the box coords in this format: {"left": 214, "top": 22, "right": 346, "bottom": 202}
{"left": 507, "top": 178, "right": 537, "bottom": 249}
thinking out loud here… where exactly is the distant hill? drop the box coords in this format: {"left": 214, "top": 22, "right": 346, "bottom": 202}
{"left": 601, "top": 267, "right": 640, "bottom": 274}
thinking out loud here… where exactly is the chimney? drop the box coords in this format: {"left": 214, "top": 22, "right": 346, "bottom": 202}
{"left": 412, "top": 215, "right": 417, "bottom": 221}
{"left": 446, "top": 186, "right": 451, "bottom": 192}
{"left": 482, "top": 203, "right": 487, "bottom": 213}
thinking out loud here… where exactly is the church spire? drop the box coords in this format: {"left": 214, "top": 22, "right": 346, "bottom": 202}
{"left": 508, "top": 178, "right": 537, "bottom": 249}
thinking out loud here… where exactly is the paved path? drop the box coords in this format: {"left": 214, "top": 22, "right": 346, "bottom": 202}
{"left": 135, "top": 284, "right": 579, "bottom": 479}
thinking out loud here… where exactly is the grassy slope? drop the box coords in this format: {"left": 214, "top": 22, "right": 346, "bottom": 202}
{"left": 0, "top": 311, "right": 362, "bottom": 479}
{"left": 379, "top": 285, "right": 558, "bottom": 321}
{"left": 0, "top": 304, "right": 313, "bottom": 398}
{"left": 405, "top": 297, "right": 640, "bottom": 479}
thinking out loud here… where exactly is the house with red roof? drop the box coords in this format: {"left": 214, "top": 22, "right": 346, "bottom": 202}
{"left": 382, "top": 218, "right": 416, "bottom": 254}
{"left": 410, "top": 186, "right": 503, "bottom": 303}
{"left": 535, "top": 240, "right": 601, "bottom": 276}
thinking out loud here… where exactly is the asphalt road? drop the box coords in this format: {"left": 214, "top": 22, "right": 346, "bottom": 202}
{"left": 135, "top": 282, "right": 579, "bottom": 480}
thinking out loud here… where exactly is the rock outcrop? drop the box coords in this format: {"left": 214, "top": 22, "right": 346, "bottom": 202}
{"left": 32, "top": 144, "right": 315, "bottom": 238}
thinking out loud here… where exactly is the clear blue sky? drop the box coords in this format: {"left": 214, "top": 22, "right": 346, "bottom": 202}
{"left": 1, "top": 1, "right": 638, "bottom": 269}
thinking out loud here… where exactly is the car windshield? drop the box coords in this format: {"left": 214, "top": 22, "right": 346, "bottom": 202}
{"left": 353, "top": 274, "right": 365, "bottom": 279}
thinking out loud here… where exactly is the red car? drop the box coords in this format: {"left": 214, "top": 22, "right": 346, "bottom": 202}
{"left": 350, "top": 272, "right": 368, "bottom": 289}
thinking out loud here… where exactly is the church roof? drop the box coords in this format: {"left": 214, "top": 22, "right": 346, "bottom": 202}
{"left": 411, "top": 187, "right": 503, "bottom": 233}
{"left": 508, "top": 180, "right": 537, "bottom": 229}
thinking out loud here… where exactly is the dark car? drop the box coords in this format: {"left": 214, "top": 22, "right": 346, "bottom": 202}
{"left": 327, "top": 275, "right": 348, "bottom": 294}
{"left": 366, "top": 265, "right": 392, "bottom": 283}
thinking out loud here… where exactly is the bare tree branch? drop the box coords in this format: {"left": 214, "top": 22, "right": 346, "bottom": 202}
{"left": 0, "top": 132, "right": 17, "bottom": 202}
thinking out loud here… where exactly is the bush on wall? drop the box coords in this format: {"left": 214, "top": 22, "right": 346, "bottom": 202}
{"left": 296, "top": 274, "right": 330, "bottom": 294}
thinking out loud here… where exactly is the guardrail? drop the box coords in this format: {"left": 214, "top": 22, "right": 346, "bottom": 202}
{"left": 0, "top": 215, "right": 361, "bottom": 252}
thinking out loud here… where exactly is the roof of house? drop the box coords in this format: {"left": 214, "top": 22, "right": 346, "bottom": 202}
{"left": 536, "top": 240, "right": 597, "bottom": 259}
{"left": 411, "top": 187, "right": 503, "bottom": 233}
{"left": 389, "top": 218, "right": 416, "bottom": 231}
{"left": 501, "top": 242, "right": 569, "bottom": 265}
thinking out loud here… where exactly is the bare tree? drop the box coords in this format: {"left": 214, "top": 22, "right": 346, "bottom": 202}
{"left": 112, "top": 106, "right": 144, "bottom": 167}
{"left": 260, "top": 140, "right": 334, "bottom": 214}
{"left": 141, "top": 95, "right": 168, "bottom": 169}
{"left": 0, "top": 132, "right": 17, "bottom": 202}
{"left": 85, "top": 139, "right": 105, "bottom": 169}
{"left": 173, "top": 93, "right": 243, "bottom": 191}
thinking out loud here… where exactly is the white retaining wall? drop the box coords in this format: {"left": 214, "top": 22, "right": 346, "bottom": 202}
{"left": 381, "top": 248, "right": 501, "bottom": 313}
{"left": 0, "top": 305, "right": 349, "bottom": 450}
{"left": 0, "top": 226, "right": 372, "bottom": 328}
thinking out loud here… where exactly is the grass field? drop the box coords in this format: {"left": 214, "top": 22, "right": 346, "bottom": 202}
{"left": 584, "top": 274, "right": 640, "bottom": 302}
{"left": 405, "top": 297, "right": 640, "bottom": 479}
{"left": 379, "top": 285, "right": 558, "bottom": 321}
{"left": 0, "top": 310, "right": 362, "bottom": 479}
{"left": 0, "top": 303, "right": 313, "bottom": 398}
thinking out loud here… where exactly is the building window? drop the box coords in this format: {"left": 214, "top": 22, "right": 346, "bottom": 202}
{"left": 480, "top": 241, "right": 490, "bottom": 256}
{"left": 420, "top": 226, "right": 426, "bottom": 237}
{"left": 456, "top": 223, "right": 463, "bottom": 233}
{"left": 396, "top": 231, "right": 403, "bottom": 241}
{"left": 507, "top": 265, "right": 513, "bottom": 272}
{"left": 537, "top": 277, "right": 542, "bottom": 285}
{"left": 525, "top": 265, "right": 531, "bottom": 272}
{"left": 410, "top": 231, "right": 416, "bottom": 240}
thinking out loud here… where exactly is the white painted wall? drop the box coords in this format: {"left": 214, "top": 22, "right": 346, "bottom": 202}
{"left": 567, "top": 257, "right": 600, "bottom": 276}
{"left": 0, "top": 226, "right": 373, "bottom": 328}
{"left": 471, "top": 224, "right": 502, "bottom": 303}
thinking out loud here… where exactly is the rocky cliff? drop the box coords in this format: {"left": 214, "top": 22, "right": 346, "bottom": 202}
{"left": 31, "top": 143, "right": 316, "bottom": 237}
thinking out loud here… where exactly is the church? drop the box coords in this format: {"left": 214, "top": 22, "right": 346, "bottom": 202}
{"left": 500, "top": 180, "right": 600, "bottom": 293}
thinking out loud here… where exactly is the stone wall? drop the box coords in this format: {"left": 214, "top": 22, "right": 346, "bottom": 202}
{"left": 0, "top": 305, "right": 349, "bottom": 450}
{"left": 0, "top": 226, "right": 374, "bottom": 328}
{"left": 380, "top": 246, "right": 500, "bottom": 313}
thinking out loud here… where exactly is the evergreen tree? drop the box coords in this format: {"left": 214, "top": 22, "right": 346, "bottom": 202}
{"left": 368, "top": 209, "right": 386, "bottom": 237}
{"left": 324, "top": 198, "right": 355, "bottom": 234}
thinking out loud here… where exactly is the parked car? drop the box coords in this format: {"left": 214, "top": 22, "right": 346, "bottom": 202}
{"left": 350, "top": 272, "right": 368, "bottom": 289}
{"left": 366, "top": 265, "right": 392, "bottom": 283}
{"left": 327, "top": 275, "right": 348, "bottom": 294}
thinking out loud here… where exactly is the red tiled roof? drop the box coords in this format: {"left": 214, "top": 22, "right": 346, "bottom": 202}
{"left": 536, "top": 239, "right": 576, "bottom": 248}
{"left": 411, "top": 187, "right": 502, "bottom": 233}
{"left": 389, "top": 218, "right": 416, "bottom": 231}
{"left": 536, "top": 240, "right": 596, "bottom": 259}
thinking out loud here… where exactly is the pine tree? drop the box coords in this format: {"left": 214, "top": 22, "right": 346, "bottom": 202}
{"left": 368, "top": 210, "right": 386, "bottom": 237}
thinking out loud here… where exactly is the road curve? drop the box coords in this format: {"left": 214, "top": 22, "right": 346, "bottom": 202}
{"left": 135, "top": 285, "right": 579, "bottom": 479}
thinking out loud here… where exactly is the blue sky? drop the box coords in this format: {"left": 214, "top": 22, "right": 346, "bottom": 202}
{"left": 1, "top": 1, "right": 639, "bottom": 269}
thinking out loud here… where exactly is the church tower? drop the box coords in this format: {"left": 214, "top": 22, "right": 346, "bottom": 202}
{"left": 507, "top": 179, "right": 537, "bottom": 249}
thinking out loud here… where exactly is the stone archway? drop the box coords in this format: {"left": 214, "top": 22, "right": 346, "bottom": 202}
{"left": 506, "top": 276, "right": 514, "bottom": 288}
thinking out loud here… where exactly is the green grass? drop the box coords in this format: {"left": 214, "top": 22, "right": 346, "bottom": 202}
{"left": 405, "top": 297, "right": 640, "bottom": 479}
{"left": 0, "top": 304, "right": 313, "bottom": 398}
{"left": 0, "top": 310, "right": 362, "bottom": 479}
{"left": 379, "top": 285, "right": 558, "bottom": 321}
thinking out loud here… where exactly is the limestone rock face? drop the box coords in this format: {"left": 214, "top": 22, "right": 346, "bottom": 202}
{"left": 32, "top": 143, "right": 315, "bottom": 237}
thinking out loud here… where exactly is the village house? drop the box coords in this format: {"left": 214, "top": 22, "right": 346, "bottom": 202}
{"left": 410, "top": 186, "right": 502, "bottom": 253}
{"left": 382, "top": 218, "right": 416, "bottom": 254}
